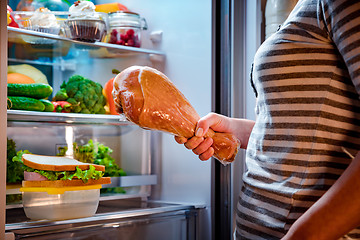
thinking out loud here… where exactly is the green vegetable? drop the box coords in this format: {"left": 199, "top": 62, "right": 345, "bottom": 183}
{"left": 7, "top": 149, "right": 32, "bottom": 183}
{"left": 7, "top": 96, "right": 45, "bottom": 111}
{"left": 73, "top": 141, "right": 95, "bottom": 163}
{"left": 93, "top": 142, "right": 126, "bottom": 177}
{"left": 56, "top": 146, "right": 68, "bottom": 156}
{"left": 60, "top": 139, "right": 126, "bottom": 177}
{"left": 100, "top": 187, "right": 126, "bottom": 194}
{"left": 11, "top": 150, "right": 103, "bottom": 183}
{"left": 6, "top": 139, "right": 24, "bottom": 183}
{"left": 54, "top": 88, "right": 68, "bottom": 101}
{"left": 12, "top": 150, "right": 31, "bottom": 165}
{"left": 53, "top": 75, "right": 106, "bottom": 114}
{"left": 40, "top": 99, "right": 55, "bottom": 112}
{"left": 57, "top": 139, "right": 126, "bottom": 194}
{"left": 7, "top": 83, "right": 53, "bottom": 99}
{"left": 6, "top": 194, "right": 22, "bottom": 205}
{"left": 23, "top": 165, "right": 103, "bottom": 183}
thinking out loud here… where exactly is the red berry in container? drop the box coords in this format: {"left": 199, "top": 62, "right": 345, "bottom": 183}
{"left": 120, "top": 33, "right": 128, "bottom": 41}
{"left": 134, "top": 39, "right": 140, "bottom": 47}
{"left": 107, "top": 11, "right": 146, "bottom": 48}
{"left": 109, "top": 35, "right": 118, "bottom": 44}
{"left": 126, "top": 29, "right": 135, "bottom": 37}
{"left": 127, "top": 39, "right": 135, "bottom": 46}
{"left": 111, "top": 29, "right": 118, "bottom": 36}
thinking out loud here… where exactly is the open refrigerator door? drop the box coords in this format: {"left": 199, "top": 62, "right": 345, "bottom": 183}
{"left": 3, "top": 0, "right": 215, "bottom": 239}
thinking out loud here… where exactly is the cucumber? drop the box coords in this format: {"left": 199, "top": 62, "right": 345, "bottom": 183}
{"left": 7, "top": 96, "right": 45, "bottom": 112}
{"left": 7, "top": 83, "right": 53, "bottom": 99}
{"left": 40, "top": 99, "right": 55, "bottom": 112}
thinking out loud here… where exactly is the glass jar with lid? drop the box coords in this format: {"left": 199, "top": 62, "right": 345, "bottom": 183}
{"left": 107, "top": 11, "right": 148, "bottom": 48}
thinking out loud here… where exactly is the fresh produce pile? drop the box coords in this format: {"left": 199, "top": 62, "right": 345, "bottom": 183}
{"left": 70, "top": 139, "right": 126, "bottom": 178}
{"left": 53, "top": 75, "right": 106, "bottom": 114}
{"left": 7, "top": 64, "right": 117, "bottom": 115}
{"left": 7, "top": 83, "right": 54, "bottom": 112}
{"left": 7, "top": 64, "right": 54, "bottom": 112}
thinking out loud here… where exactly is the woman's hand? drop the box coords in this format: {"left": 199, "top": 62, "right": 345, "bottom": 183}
{"left": 175, "top": 113, "right": 254, "bottom": 161}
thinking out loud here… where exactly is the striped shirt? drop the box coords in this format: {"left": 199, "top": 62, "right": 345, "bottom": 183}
{"left": 235, "top": 0, "right": 360, "bottom": 239}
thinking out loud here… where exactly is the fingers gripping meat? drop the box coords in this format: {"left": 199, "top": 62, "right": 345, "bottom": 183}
{"left": 113, "top": 66, "right": 240, "bottom": 163}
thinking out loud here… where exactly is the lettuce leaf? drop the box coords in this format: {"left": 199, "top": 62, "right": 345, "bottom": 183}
{"left": 24, "top": 165, "right": 104, "bottom": 183}
{"left": 7, "top": 142, "right": 28, "bottom": 183}
{"left": 93, "top": 142, "right": 126, "bottom": 177}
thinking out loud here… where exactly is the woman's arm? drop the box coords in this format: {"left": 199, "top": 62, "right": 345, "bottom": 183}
{"left": 282, "top": 151, "right": 360, "bottom": 240}
{"left": 175, "top": 112, "right": 255, "bottom": 160}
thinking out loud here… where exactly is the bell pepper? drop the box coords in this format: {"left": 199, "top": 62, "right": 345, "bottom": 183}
{"left": 52, "top": 101, "right": 72, "bottom": 113}
{"left": 103, "top": 69, "right": 120, "bottom": 115}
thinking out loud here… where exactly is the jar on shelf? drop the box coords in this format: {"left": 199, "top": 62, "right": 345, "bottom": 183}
{"left": 107, "top": 11, "right": 148, "bottom": 48}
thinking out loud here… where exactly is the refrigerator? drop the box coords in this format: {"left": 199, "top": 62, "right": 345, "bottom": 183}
{"left": 1, "top": 0, "right": 264, "bottom": 239}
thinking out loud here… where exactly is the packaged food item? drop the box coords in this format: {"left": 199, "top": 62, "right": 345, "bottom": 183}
{"left": 113, "top": 66, "right": 240, "bottom": 163}
{"left": 64, "top": 1, "right": 108, "bottom": 43}
{"left": 19, "top": 153, "right": 111, "bottom": 220}
{"left": 27, "top": 7, "right": 61, "bottom": 34}
{"left": 12, "top": 8, "right": 64, "bottom": 34}
{"left": 107, "top": 11, "right": 147, "bottom": 48}
{"left": 11, "top": 8, "right": 68, "bottom": 45}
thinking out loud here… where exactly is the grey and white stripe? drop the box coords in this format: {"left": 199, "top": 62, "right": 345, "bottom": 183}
{"left": 236, "top": 0, "right": 360, "bottom": 239}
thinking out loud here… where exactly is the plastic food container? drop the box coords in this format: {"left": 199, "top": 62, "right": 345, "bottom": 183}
{"left": 63, "top": 12, "right": 108, "bottom": 43}
{"left": 20, "top": 185, "right": 101, "bottom": 221}
{"left": 11, "top": 11, "right": 69, "bottom": 44}
{"left": 107, "top": 11, "right": 147, "bottom": 48}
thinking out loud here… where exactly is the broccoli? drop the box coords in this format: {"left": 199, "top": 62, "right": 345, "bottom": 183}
{"left": 53, "top": 75, "right": 106, "bottom": 114}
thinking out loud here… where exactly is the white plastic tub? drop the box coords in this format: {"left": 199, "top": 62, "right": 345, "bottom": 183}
{"left": 20, "top": 185, "right": 101, "bottom": 221}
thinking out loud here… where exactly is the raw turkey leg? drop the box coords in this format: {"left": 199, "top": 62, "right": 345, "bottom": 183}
{"left": 113, "top": 66, "right": 240, "bottom": 163}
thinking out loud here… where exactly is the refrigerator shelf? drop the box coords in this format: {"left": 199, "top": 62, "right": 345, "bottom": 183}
{"left": 104, "top": 175, "right": 157, "bottom": 188}
{"left": 6, "top": 199, "right": 199, "bottom": 238}
{"left": 8, "top": 26, "right": 165, "bottom": 58}
{"left": 7, "top": 110, "right": 133, "bottom": 125}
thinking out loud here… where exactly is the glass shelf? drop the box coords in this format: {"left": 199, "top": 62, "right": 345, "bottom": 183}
{"left": 8, "top": 27, "right": 165, "bottom": 58}
{"left": 7, "top": 110, "right": 132, "bottom": 125}
{"left": 6, "top": 175, "right": 157, "bottom": 195}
